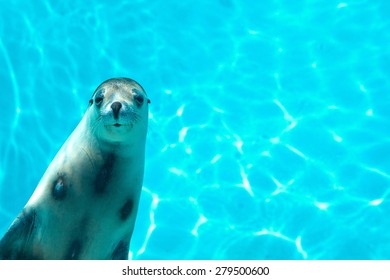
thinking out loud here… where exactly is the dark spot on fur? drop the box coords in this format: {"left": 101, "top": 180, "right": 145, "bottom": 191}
{"left": 119, "top": 199, "right": 134, "bottom": 221}
{"left": 0, "top": 208, "right": 39, "bottom": 260}
{"left": 64, "top": 239, "right": 82, "bottom": 260}
{"left": 111, "top": 240, "right": 129, "bottom": 260}
{"left": 94, "top": 153, "right": 115, "bottom": 194}
{"left": 52, "top": 174, "right": 67, "bottom": 200}
{"left": 62, "top": 217, "right": 89, "bottom": 260}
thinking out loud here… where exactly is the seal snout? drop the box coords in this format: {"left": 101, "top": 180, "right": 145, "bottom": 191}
{"left": 111, "top": 101, "right": 122, "bottom": 120}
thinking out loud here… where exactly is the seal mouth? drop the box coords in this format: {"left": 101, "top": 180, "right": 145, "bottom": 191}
{"left": 104, "top": 121, "right": 133, "bottom": 129}
{"left": 110, "top": 123, "right": 133, "bottom": 128}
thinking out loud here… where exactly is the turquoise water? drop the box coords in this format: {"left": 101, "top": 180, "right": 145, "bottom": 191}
{"left": 0, "top": 0, "right": 389, "bottom": 259}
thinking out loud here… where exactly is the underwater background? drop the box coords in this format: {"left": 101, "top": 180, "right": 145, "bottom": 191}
{"left": 0, "top": 0, "right": 389, "bottom": 259}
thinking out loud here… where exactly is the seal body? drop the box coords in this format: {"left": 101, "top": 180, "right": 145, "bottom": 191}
{"left": 0, "top": 78, "right": 149, "bottom": 259}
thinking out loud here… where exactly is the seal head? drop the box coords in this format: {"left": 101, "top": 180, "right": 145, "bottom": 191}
{"left": 88, "top": 78, "right": 150, "bottom": 145}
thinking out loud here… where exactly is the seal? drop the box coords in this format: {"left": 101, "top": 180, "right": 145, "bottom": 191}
{"left": 0, "top": 77, "right": 150, "bottom": 259}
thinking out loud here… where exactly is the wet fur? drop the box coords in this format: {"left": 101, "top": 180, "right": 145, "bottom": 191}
{"left": 0, "top": 78, "right": 148, "bottom": 260}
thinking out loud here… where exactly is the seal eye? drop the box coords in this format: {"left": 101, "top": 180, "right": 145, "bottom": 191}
{"left": 88, "top": 99, "right": 93, "bottom": 106}
{"left": 93, "top": 88, "right": 105, "bottom": 107}
{"left": 95, "top": 96, "right": 103, "bottom": 106}
{"left": 134, "top": 94, "right": 144, "bottom": 106}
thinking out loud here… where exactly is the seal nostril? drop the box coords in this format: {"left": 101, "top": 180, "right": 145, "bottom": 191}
{"left": 111, "top": 101, "right": 122, "bottom": 119}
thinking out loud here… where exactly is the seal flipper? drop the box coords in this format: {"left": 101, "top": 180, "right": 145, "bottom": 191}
{"left": 0, "top": 208, "right": 41, "bottom": 260}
